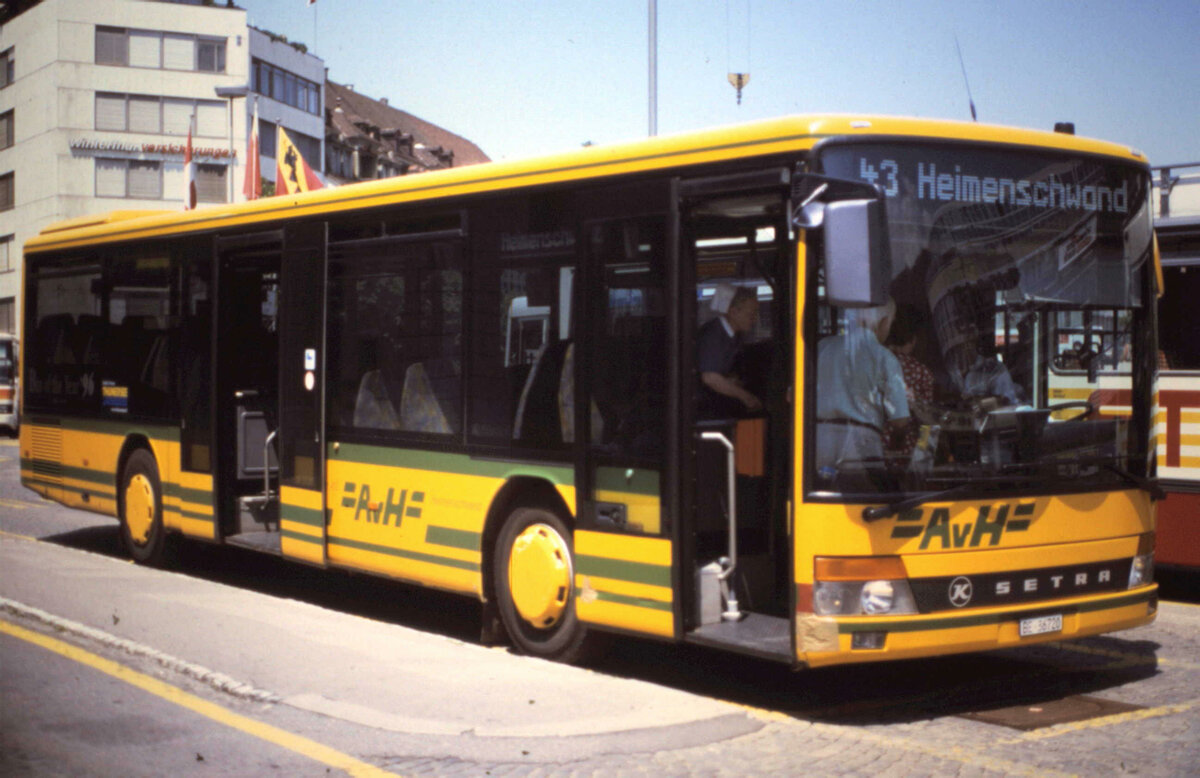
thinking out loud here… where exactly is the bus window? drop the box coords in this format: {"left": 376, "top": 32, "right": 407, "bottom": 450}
{"left": 327, "top": 236, "right": 463, "bottom": 437}
{"left": 468, "top": 194, "right": 576, "bottom": 447}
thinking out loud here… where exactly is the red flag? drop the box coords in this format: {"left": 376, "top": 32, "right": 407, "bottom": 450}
{"left": 183, "top": 117, "right": 197, "bottom": 210}
{"left": 243, "top": 98, "right": 261, "bottom": 200}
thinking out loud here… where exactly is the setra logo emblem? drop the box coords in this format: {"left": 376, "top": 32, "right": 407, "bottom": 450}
{"left": 948, "top": 576, "right": 974, "bottom": 608}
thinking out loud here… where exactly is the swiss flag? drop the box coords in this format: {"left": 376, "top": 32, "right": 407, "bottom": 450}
{"left": 242, "top": 98, "right": 261, "bottom": 200}
{"left": 183, "top": 118, "right": 197, "bottom": 210}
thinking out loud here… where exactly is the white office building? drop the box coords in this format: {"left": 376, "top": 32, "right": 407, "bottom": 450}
{"left": 0, "top": 0, "right": 326, "bottom": 336}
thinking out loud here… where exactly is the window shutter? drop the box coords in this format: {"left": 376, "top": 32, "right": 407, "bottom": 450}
{"left": 95, "top": 93, "right": 126, "bottom": 131}
{"left": 162, "top": 99, "right": 192, "bottom": 136}
{"left": 128, "top": 31, "right": 161, "bottom": 68}
{"left": 95, "top": 159, "right": 126, "bottom": 197}
{"left": 127, "top": 161, "right": 162, "bottom": 199}
{"left": 195, "top": 101, "right": 225, "bottom": 138}
{"left": 127, "top": 96, "right": 160, "bottom": 133}
{"left": 195, "top": 164, "right": 226, "bottom": 203}
{"left": 95, "top": 28, "right": 127, "bottom": 66}
{"left": 162, "top": 34, "right": 194, "bottom": 70}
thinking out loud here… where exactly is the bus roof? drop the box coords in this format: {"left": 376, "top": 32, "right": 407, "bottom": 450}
{"left": 27, "top": 114, "right": 1149, "bottom": 254}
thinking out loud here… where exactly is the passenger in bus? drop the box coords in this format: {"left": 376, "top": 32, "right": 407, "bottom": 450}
{"left": 815, "top": 298, "right": 909, "bottom": 482}
{"left": 697, "top": 285, "right": 762, "bottom": 418}
{"left": 885, "top": 305, "right": 934, "bottom": 453}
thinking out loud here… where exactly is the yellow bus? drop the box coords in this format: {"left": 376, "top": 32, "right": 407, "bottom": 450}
{"left": 20, "top": 116, "right": 1160, "bottom": 666}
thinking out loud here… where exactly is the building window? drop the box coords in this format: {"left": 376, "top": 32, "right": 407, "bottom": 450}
{"left": 251, "top": 58, "right": 320, "bottom": 115}
{"left": 0, "top": 235, "right": 12, "bottom": 273}
{"left": 96, "top": 27, "right": 225, "bottom": 73}
{"left": 0, "top": 110, "right": 12, "bottom": 150}
{"left": 96, "top": 93, "right": 226, "bottom": 137}
{"left": 96, "top": 158, "right": 162, "bottom": 200}
{"left": 195, "top": 164, "right": 227, "bottom": 203}
{"left": 0, "top": 48, "right": 12, "bottom": 88}
{"left": 0, "top": 298, "right": 13, "bottom": 334}
{"left": 0, "top": 173, "right": 12, "bottom": 211}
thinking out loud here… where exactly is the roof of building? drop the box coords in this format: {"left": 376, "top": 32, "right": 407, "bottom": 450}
{"left": 325, "top": 81, "right": 490, "bottom": 172}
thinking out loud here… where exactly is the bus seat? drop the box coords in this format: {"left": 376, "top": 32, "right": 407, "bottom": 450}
{"left": 75, "top": 315, "right": 108, "bottom": 367}
{"left": 353, "top": 370, "right": 401, "bottom": 430}
{"left": 513, "top": 340, "right": 570, "bottom": 446}
{"left": 399, "top": 359, "right": 460, "bottom": 434}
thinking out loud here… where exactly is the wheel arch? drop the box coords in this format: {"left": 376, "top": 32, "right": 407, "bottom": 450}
{"left": 480, "top": 476, "right": 573, "bottom": 606}
{"left": 115, "top": 433, "right": 155, "bottom": 516}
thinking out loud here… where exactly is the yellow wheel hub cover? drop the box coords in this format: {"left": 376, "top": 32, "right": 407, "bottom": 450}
{"left": 124, "top": 473, "right": 155, "bottom": 545}
{"left": 508, "top": 523, "right": 572, "bottom": 629}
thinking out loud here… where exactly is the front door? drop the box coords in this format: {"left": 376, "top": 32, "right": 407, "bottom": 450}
{"left": 678, "top": 168, "right": 796, "bottom": 661}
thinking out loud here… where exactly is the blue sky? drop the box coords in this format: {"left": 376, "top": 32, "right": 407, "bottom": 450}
{"left": 240, "top": 0, "right": 1199, "bottom": 166}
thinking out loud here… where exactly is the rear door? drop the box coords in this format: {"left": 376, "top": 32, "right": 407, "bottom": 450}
{"left": 277, "top": 221, "right": 328, "bottom": 564}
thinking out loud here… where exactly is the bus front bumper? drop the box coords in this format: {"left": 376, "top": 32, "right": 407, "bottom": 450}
{"left": 797, "top": 585, "right": 1157, "bottom": 668}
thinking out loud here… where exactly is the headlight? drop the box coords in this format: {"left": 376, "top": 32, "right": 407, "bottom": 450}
{"left": 813, "top": 578, "right": 918, "bottom": 616}
{"left": 1128, "top": 552, "right": 1154, "bottom": 589}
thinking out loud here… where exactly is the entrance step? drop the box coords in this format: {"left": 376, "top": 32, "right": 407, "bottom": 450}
{"left": 685, "top": 612, "right": 792, "bottom": 663}
{"left": 225, "top": 531, "right": 282, "bottom": 556}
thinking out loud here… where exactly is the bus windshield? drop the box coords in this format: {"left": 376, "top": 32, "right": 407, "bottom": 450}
{"left": 814, "top": 143, "right": 1154, "bottom": 498}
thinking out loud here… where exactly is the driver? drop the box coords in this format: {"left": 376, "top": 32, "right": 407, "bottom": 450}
{"left": 815, "top": 298, "right": 910, "bottom": 478}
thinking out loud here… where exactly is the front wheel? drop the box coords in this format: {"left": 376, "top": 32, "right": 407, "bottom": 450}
{"left": 493, "top": 506, "right": 597, "bottom": 663}
{"left": 118, "top": 448, "right": 174, "bottom": 566}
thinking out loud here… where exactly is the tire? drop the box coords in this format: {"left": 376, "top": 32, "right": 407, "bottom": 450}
{"left": 118, "top": 448, "right": 174, "bottom": 566}
{"left": 493, "top": 506, "right": 598, "bottom": 663}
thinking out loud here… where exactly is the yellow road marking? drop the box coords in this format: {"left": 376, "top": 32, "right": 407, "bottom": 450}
{"left": 0, "top": 497, "right": 47, "bottom": 510}
{"left": 996, "top": 698, "right": 1200, "bottom": 744}
{"left": 737, "top": 704, "right": 1077, "bottom": 778}
{"left": 1055, "top": 640, "right": 1200, "bottom": 671}
{"left": 0, "top": 618, "right": 399, "bottom": 778}
{"left": 0, "top": 528, "right": 38, "bottom": 542}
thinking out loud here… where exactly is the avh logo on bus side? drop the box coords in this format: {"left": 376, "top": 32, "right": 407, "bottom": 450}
{"left": 890, "top": 502, "right": 1035, "bottom": 549}
{"left": 340, "top": 481, "right": 425, "bottom": 527}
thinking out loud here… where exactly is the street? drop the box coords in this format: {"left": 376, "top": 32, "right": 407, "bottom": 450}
{"left": 2, "top": 436, "right": 1198, "bottom": 777}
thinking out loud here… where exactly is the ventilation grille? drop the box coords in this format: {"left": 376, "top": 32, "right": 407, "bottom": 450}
{"left": 30, "top": 424, "right": 64, "bottom": 482}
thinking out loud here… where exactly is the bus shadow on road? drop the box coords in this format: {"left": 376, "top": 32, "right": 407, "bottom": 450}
{"left": 43, "top": 525, "right": 1162, "bottom": 727}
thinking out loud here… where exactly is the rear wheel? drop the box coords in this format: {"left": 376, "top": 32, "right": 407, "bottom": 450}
{"left": 493, "top": 506, "right": 597, "bottom": 663}
{"left": 119, "top": 448, "right": 174, "bottom": 566}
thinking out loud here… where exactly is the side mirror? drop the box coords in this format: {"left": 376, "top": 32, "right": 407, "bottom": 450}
{"left": 823, "top": 198, "right": 892, "bottom": 308}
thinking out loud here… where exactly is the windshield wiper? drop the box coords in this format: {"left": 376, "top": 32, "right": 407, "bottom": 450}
{"left": 861, "top": 482, "right": 979, "bottom": 522}
{"left": 1103, "top": 463, "right": 1166, "bottom": 501}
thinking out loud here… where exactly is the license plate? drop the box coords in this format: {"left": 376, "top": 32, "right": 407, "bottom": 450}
{"left": 1019, "top": 613, "right": 1063, "bottom": 637}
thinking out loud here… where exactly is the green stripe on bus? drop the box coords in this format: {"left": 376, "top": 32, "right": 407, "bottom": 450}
{"left": 576, "top": 554, "right": 671, "bottom": 588}
{"left": 425, "top": 525, "right": 480, "bottom": 552}
{"left": 281, "top": 528, "right": 324, "bottom": 546}
{"left": 281, "top": 504, "right": 325, "bottom": 528}
{"left": 579, "top": 589, "right": 673, "bottom": 612}
{"left": 331, "top": 442, "right": 573, "bottom": 484}
{"left": 835, "top": 590, "right": 1156, "bottom": 634}
{"left": 163, "top": 482, "right": 214, "bottom": 507}
{"left": 22, "top": 476, "right": 116, "bottom": 501}
{"left": 327, "top": 535, "right": 480, "bottom": 572}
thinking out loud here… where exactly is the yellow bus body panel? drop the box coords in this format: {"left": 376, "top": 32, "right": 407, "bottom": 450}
{"left": 574, "top": 530, "right": 674, "bottom": 638}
